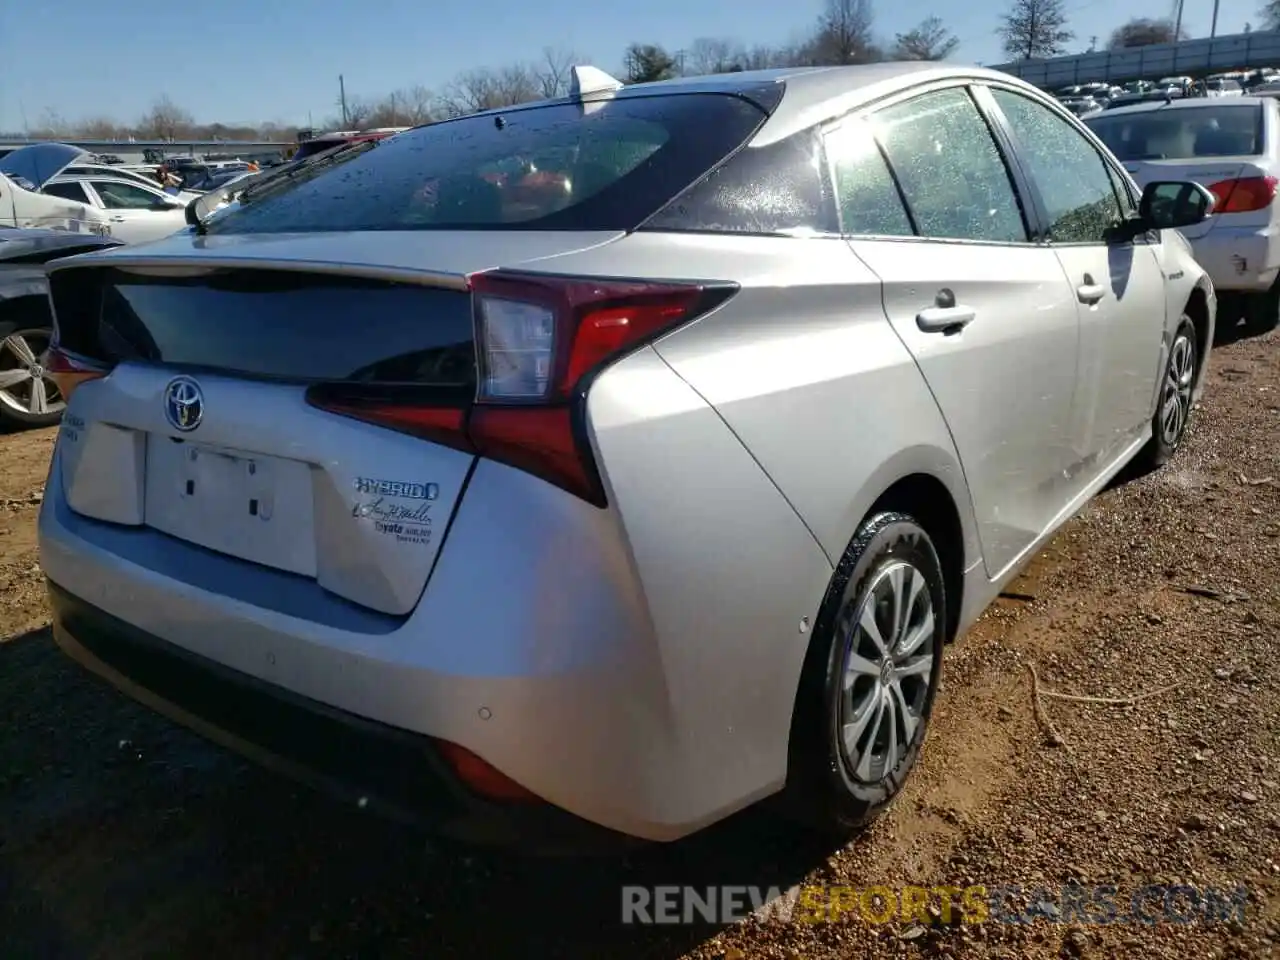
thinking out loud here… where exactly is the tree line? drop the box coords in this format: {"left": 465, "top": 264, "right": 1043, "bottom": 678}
{"left": 9, "top": 0, "right": 1278, "bottom": 142}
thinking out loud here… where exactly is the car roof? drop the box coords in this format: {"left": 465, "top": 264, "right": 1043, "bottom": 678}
{"left": 462, "top": 62, "right": 1044, "bottom": 147}
{"left": 50, "top": 172, "right": 162, "bottom": 189}
{"left": 1087, "top": 96, "right": 1269, "bottom": 118}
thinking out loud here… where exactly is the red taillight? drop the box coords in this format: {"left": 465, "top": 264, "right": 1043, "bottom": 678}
{"left": 308, "top": 271, "right": 734, "bottom": 505}
{"left": 45, "top": 345, "right": 111, "bottom": 401}
{"left": 433, "top": 740, "right": 540, "bottom": 803}
{"left": 1205, "top": 176, "right": 1278, "bottom": 213}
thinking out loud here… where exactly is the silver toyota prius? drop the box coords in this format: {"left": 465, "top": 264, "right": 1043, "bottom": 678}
{"left": 38, "top": 62, "right": 1216, "bottom": 851}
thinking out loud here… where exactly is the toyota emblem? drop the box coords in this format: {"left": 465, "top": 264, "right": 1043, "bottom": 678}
{"left": 163, "top": 376, "right": 204, "bottom": 432}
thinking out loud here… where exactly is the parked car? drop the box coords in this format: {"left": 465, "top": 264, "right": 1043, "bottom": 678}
{"left": 290, "top": 127, "right": 407, "bottom": 163}
{"left": 1086, "top": 96, "right": 1280, "bottom": 333}
{"left": 42, "top": 172, "right": 188, "bottom": 246}
{"left": 183, "top": 167, "right": 260, "bottom": 193}
{"left": 39, "top": 62, "right": 1215, "bottom": 851}
{"left": 63, "top": 163, "right": 202, "bottom": 205}
{"left": 1060, "top": 96, "right": 1102, "bottom": 116}
{"left": 0, "top": 143, "right": 110, "bottom": 236}
{"left": 0, "top": 226, "right": 123, "bottom": 428}
{"left": 1200, "top": 76, "right": 1245, "bottom": 98}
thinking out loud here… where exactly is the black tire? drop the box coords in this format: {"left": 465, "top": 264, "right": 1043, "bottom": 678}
{"left": 0, "top": 326, "right": 65, "bottom": 430}
{"left": 781, "top": 511, "right": 946, "bottom": 836}
{"left": 1131, "top": 315, "right": 1198, "bottom": 474}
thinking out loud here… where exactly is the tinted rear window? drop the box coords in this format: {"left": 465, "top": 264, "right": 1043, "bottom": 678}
{"left": 1086, "top": 104, "right": 1264, "bottom": 160}
{"left": 205, "top": 93, "right": 766, "bottom": 235}
{"left": 51, "top": 268, "right": 476, "bottom": 388}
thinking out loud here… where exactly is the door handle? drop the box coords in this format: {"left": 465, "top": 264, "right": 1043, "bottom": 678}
{"left": 108, "top": 216, "right": 126, "bottom": 222}
{"left": 916, "top": 305, "right": 976, "bottom": 334}
{"left": 1077, "top": 273, "right": 1105, "bottom": 304}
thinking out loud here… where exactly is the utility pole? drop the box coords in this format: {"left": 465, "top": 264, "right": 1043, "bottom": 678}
{"left": 1089, "top": 35, "right": 1097, "bottom": 52}
{"left": 338, "top": 74, "right": 349, "bottom": 128}
{"left": 1210, "top": 0, "right": 1221, "bottom": 38}
{"left": 1173, "top": 0, "right": 1185, "bottom": 42}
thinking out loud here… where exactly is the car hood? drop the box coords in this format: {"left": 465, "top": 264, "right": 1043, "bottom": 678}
{"left": 0, "top": 143, "right": 90, "bottom": 191}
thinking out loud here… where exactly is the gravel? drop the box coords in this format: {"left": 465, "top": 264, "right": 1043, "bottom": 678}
{"left": 0, "top": 325, "right": 1277, "bottom": 959}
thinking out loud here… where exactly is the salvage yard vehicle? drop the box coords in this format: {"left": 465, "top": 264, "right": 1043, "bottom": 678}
{"left": 0, "top": 226, "right": 123, "bottom": 427}
{"left": 0, "top": 143, "right": 110, "bottom": 237}
{"left": 39, "top": 62, "right": 1216, "bottom": 852}
{"left": 1087, "top": 95, "right": 1280, "bottom": 333}
{"left": 43, "top": 171, "right": 189, "bottom": 246}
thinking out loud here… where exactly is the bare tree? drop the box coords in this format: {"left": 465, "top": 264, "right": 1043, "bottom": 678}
{"left": 739, "top": 44, "right": 790, "bottom": 69}
{"left": 342, "top": 99, "right": 373, "bottom": 128}
{"left": 33, "top": 108, "right": 68, "bottom": 138}
{"left": 437, "top": 65, "right": 539, "bottom": 118}
{"left": 892, "top": 16, "right": 960, "bottom": 60}
{"left": 1107, "top": 17, "right": 1186, "bottom": 48}
{"left": 998, "top": 0, "right": 1074, "bottom": 60}
{"left": 1261, "top": 0, "right": 1280, "bottom": 30}
{"left": 366, "top": 86, "right": 436, "bottom": 127}
{"left": 139, "top": 96, "right": 194, "bottom": 140}
{"left": 686, "top": 37, "right": 745, "bottom": 75}
{"left": 624, "top": 43, "right": 679, "bottom": 83}
{"left": 79, "top": 116, "right": 122, "bottom": 138}
{"left": 810, "top": 0, "right": 880, "bottom": 65}
{"left": 534, "top": 47, "right": 580, "bottom": 98}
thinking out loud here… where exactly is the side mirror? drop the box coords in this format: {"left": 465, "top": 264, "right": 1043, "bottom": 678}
{"left": 1138, "top": 180, "right": 1216, "bottom": 230}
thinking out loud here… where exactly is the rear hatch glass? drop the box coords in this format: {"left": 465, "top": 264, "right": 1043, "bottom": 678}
{"left": 1087, "top": 104, "right": 1263, "bottom": 162}
{"left": 203, "top": 92, "right": 768, "bottom": 236}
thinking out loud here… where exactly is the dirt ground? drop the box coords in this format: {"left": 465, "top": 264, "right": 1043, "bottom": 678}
{"left": 1, "top": 326, "right": 1278, "bottom": 960}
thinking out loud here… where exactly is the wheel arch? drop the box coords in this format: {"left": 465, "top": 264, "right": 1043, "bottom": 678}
{"left": 0, "top": 293, "right": 54, "bottom": 338}
{"left": 1182, "top": 282, "right": 1212, "bottom": 399}
{"left": 827, "top": 446, "right": 979, "bottom": 644}
{"left": 866, "top": 473, "right": 966, "bottom": 645}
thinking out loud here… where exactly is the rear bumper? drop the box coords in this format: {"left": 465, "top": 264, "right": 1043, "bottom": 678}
{"left": 47, "top": 581, "right": 637, "bottom": 854}
{"left": 1190, "top": 225, "right": 1280, "bottom": 292}
{"left": 38, "top": 345, "right": 835, "bottom": 844}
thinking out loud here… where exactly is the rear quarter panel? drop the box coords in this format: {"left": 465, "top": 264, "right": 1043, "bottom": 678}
{"left": 540, "top": 233, "right": 980, "bottom": 822}
{"left": 552, "top": 232, "right": 981, "bottom": 573}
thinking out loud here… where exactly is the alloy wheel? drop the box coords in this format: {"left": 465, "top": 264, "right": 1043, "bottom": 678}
{"left": 839, "top": 561, "right": 936, "bottom": 784}
{"left": 0, "top": 329, "right": 65, "bottom": 420}
{"left": 1160, "top": 332, "right": 1195, "bottom": 448}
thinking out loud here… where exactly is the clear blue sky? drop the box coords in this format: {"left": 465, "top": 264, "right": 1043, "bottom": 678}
{"left": 0, "top": 0, "right": 1257, "bottom": 131}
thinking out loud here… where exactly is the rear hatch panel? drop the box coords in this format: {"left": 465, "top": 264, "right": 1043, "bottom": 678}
{"left": 50, "top": 264, "right": 484, "bottom": 616}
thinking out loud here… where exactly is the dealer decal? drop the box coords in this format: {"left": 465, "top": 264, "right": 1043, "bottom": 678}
{"left": 353, "top": 477, "right": 438, "bottom": 500}
{"left": 351, "top": 476, "right": 437, "bottom": 546}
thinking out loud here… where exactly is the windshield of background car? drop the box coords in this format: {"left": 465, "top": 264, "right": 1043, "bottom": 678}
{"left": 1086, "top": 104, "right": 1264, "bottom": 160}
{"left": 204, "top": 93, "right": 768, "bottom": 235}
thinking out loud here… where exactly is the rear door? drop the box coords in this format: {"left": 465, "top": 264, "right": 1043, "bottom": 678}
{"left": 984, "top": 85, "right": 1168, "bottom": 466}
{"left": 835, "top": 84, "right": 1082, "bottom": 579}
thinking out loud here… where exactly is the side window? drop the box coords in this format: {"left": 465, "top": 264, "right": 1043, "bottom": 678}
{"left": 645, "top": 129, "right": 839, "bottom": 235}
{"left": 871, "top": 87, "right": 1028, "bottom": 243}
{"left": 824, "top": 120, "right": 914, "bottom": 237}
{"left": 93, "top": 181, "right": 162, "bottom": 210}
{"left": 44, "top": 182, "right": 91, "bottom": 205}
{"left": 988, "top": 88, "right": 1125, "bottom": 244}
{"left": 1106, "top": 164, "right": 1138, "bottom": 218}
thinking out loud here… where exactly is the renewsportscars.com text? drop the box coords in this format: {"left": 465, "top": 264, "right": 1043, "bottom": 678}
{"left": 621, "top": 883, "right": 1252, "bottom": 926}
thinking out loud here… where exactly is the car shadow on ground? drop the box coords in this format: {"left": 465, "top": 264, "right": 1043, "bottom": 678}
{"left": 0, "top": 627, "right": 843, "bottom": 959}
